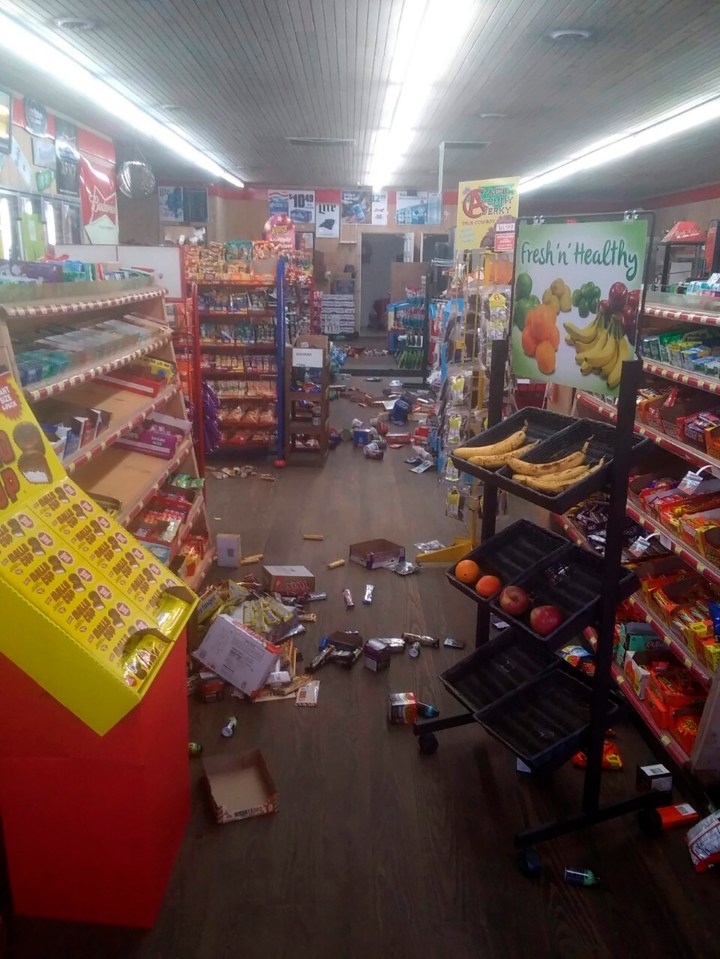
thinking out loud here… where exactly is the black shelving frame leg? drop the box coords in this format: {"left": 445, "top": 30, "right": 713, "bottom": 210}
{"left": 475, "top": 338, "right": 508, "bottom": 648}
{"left": 515, "top": 357, "right": 661, "bottom": 849}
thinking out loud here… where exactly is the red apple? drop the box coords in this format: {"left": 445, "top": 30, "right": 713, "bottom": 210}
{"left": 498, "top": 586, "right": 530, "bottom": 617}
{"left": 530, "top": 604, "right": 565, "bottom": 636}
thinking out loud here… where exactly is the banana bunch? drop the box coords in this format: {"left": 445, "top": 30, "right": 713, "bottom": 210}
{"left": 506, "top": 441, "right": 604, "bottom": 493}
{"left": 563, "top": 315, "right": 631, "bottom": 390}
{"left": 454, "top": 425, "right": 537, "bottom": 469}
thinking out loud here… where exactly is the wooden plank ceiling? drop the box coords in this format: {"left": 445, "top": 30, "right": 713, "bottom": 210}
{"left": 3, "top": 0, "right": 720, "bottom": 203}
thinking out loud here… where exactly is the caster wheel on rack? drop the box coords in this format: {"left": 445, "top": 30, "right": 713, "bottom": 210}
{"left": 517, "top": 847, "right": 542, "bottom": 879}
{"left": 418, "top": 733, "right": 439, "bottom": 755}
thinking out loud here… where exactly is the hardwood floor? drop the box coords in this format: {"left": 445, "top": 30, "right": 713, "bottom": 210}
{"left": 10, "top": 381, "right": 720, "bottom": 959}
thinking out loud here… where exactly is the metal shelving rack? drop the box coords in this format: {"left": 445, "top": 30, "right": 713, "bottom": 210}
{"left": 415, "top": 338, "right": 665, "bottom": 859}
{"left": 195, "top": 263, "right": 284, "bottom": 455}
{"left": 0, "top": 280, "right": 214, "bottom": 590}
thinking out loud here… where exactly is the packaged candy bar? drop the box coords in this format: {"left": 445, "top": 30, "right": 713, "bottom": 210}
{"left": 572, "top": 740, "right": 623, "bottom": 770}
{"left": 687, "top": 810, "right": 720, "bottom": 872}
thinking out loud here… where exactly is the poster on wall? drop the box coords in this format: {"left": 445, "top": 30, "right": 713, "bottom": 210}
{"left": 263, "top": 213, "right": 295, "bottom": 251}
{"left": 510, "top": 218, "right": 648, "bottom": 396}
{"left": 0, "top": 91, "right": 11, "bottom": 156}
{"left": 32, "top": 137, "right": 56, "bottom": 169}
{"left": 455, "top": 177, "right": 519, "bottom": 252}
{"left": 371, "top": 192, "right": 388, "bottom": 225}
{"left": 268, "top": 189, "right": 289, "bottom": 216}
{"left": 341, "top": 190, "right": 371, "bottom": 224}
{"left": 23, "top": 98, "right": 48, "bottom": 137}
{"left": 395, "top": 191, "right": 428, "bottom": 226}
{"left": 79, "top": 156, "right": 119, "bottom": 244}
{"left": 158, "top": 186, "right": 184, "bottom": 222}
{"left": 287, "top": 190, "right": 315, "bottom": 225}
{"left": 316, "top": 201, "right": 340, "bottom": 238}
{"left": 55, "top": 120, "right": 79, "bottom": 195}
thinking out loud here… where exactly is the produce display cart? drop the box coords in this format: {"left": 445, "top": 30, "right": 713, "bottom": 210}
{"left": 414, "top": 337, "right": 667, "bottom": 869}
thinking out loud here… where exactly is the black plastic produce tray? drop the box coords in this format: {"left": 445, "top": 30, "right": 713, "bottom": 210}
{"left": 440, "top": 629, "right": 558, "bottom": 714}
{"left": 494, "top": 417, "right": 650, "bottom": 513}
{"left": 473, "top": 668, "right": 623, "bottom": 772}
{"left": 445, "top": 519, "right": 568, "bottom": 602}
{"left": 489, "top": 544, "right": 639, "bottom": 649}
{"left": 450, "top": 408, "right": 574, "bottom": 473}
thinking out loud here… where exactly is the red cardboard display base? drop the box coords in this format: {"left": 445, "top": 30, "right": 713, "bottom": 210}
{"left": 0, "top": 636, "right": 189, "bottom": 928}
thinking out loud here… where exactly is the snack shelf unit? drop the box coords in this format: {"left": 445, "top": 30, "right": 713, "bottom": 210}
{"left": 578, "top": 392, "right": 720, "bottom": 474}
{"left": 642, "top": 359, "right": 720, "bottom": 396}
{"left": 580, "top": 622, "right": 693, "bottom": 766}
{"left": 552, "top": 513, "right": 713, "bottom": 689}
{"left": 167, "top": 285, "right": 206, "bottom": 473}
{"left": 0, "top": 280, "right": 214, "bottom": 590}
{"left": 194, "top": 264, "right": 284, "bottom": 456}
{"left": 417, "top": 339, "right": 667, "bottom": 861}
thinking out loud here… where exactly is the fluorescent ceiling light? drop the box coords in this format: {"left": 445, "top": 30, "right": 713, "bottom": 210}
{"left": 0, "top": 7, "right": 245, "bottom": 187}
{"left": 368, "top": 0, "right": 478, "bottom": 190}
{"left": 520, "top": 95, "right": 720, "bottom": 194}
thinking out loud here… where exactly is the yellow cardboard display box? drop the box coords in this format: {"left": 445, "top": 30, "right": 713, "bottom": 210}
{"left": 0, "top": 372, "right": 197, "bottom": 734}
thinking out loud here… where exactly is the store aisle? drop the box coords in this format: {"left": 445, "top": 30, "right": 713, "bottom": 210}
{"left": 12, "top": 385, "right": 719, "bottom": 959}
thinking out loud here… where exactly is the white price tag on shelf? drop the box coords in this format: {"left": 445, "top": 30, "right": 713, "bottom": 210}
{"left": 684, "top": 656, "right": 693, "bottom": 670}
{"left": 660, "top": 734, "right": 671, "bottom": 746}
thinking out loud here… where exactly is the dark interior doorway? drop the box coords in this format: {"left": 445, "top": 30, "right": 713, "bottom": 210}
{"left": 359, "top": 234, "right": 406, "bottom": 337}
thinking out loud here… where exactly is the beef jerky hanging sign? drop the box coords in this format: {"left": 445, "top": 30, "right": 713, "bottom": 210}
{"left": 55, "top": 120, "right": 80, "bottom": 196}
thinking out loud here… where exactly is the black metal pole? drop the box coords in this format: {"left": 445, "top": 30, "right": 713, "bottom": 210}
{"left": 475, "top": 337, "right": 508, "bottom": 647}
{"left": 581, "top": 357, "right": 642, "bottom": 814}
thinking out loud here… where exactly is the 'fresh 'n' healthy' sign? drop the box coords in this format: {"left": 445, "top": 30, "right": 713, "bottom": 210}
{"left": 510, "top": 219, "right": 648, "bottom": 397}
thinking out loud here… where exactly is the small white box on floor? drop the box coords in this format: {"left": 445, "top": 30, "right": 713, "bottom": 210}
{"left": 216, "top": 533, "right": 242, "bottom": 568}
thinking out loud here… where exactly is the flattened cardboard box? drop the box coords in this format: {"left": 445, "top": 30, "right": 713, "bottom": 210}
{"left": 204, "top": 750, "right": 278, "bottom": 824}
{"left": 349, "top": 539, "right": 405, "bottom": 569}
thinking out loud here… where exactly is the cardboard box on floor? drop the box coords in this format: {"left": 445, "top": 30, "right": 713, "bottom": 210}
{"left": 349, "top": 539, "right": 405, "bottom": 569}
{"left": 194, "top": 614, "right": 280, "bottom": 695}
{"left": 262, "top": 564, "right": 315, "bottom": 595}
{"left": 204, "top": 750, "right": 278, "bottom": 823}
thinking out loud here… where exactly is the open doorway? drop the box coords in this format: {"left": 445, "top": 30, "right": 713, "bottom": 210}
{"left": 359, "top": 234, "right": 406, "bottom": 337}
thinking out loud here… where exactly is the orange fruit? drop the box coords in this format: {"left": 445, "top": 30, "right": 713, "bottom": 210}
{"left": 548, "top": 325, "right": 560, "bottom": 350}
{"left": 455, "top": 559, "right": 480, "bottom": 584}
{"left": 536, "top": 340, "right": 556, "bottom": 375}
{"left": 521, "top": 327, "right": 537, "bottom": 357}
{"left": 475, "top": 574, "right": 502, "bottom": 597}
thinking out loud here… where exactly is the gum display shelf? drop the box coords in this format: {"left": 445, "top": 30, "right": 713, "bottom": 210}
{"left": 492, "top": 418, "right": 649, "bottom": 513}
{"left": 577, "top": 392, "right": 720, "bottom": 474}
{"left": 23, "top": 328, "right": 172, "bottom": 402}
{"left": 445, "top": 519, "right": 568, "bottom": 603}
{"left": 441, "top": 629, "right": 558, "bottom": 714}
{"left": 73, "top": 433, "right": 195, "bottom": 527}
{"left": 489, "top": 544, "right": 639, "bottom": 650}
{"left": 642, "top": 358, "right": 720, "bottom": 396}
{"left": 62, "top": 380, "right": 181, "bottom": 474}
{"left": 625, "top": 502, "right": 720, "bottom": 589}
{"left": 473, "top": 668, "right": 623, "bottom": 773}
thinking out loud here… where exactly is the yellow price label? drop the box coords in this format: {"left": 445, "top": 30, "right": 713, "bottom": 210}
{"left": 661, "top": 734, "right": 671, "bottom": 745}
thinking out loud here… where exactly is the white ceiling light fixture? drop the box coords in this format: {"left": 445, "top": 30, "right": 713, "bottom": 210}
{"left": 547, "top": 28, "right": 592, "bottom": 41}
{"left": 53, "top": 17, "right": 97, "bottom": 31}
{"left": 519, "top": 94, "right": 720, "bottom": 194}
{"left": 367, "top": 0, "right": 479, "bottom": 191}
{"left": 0, "top": 6, "right": 245, "bottom": 187}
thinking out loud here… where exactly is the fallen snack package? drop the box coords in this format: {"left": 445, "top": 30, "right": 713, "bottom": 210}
{"left": 296, "top": 680, "right": 320, "bottom": 706}
{"left": 387, "top": 559, "right": 420, "bottom": 576}
{"left": 687, "top": 809, "right": 720, "bottom": 872}
{"left": 414, "top": 540, "right": 445, "bottom": 552}
{"left": 572, "top": 739, "right": 623, "bottom": 770}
